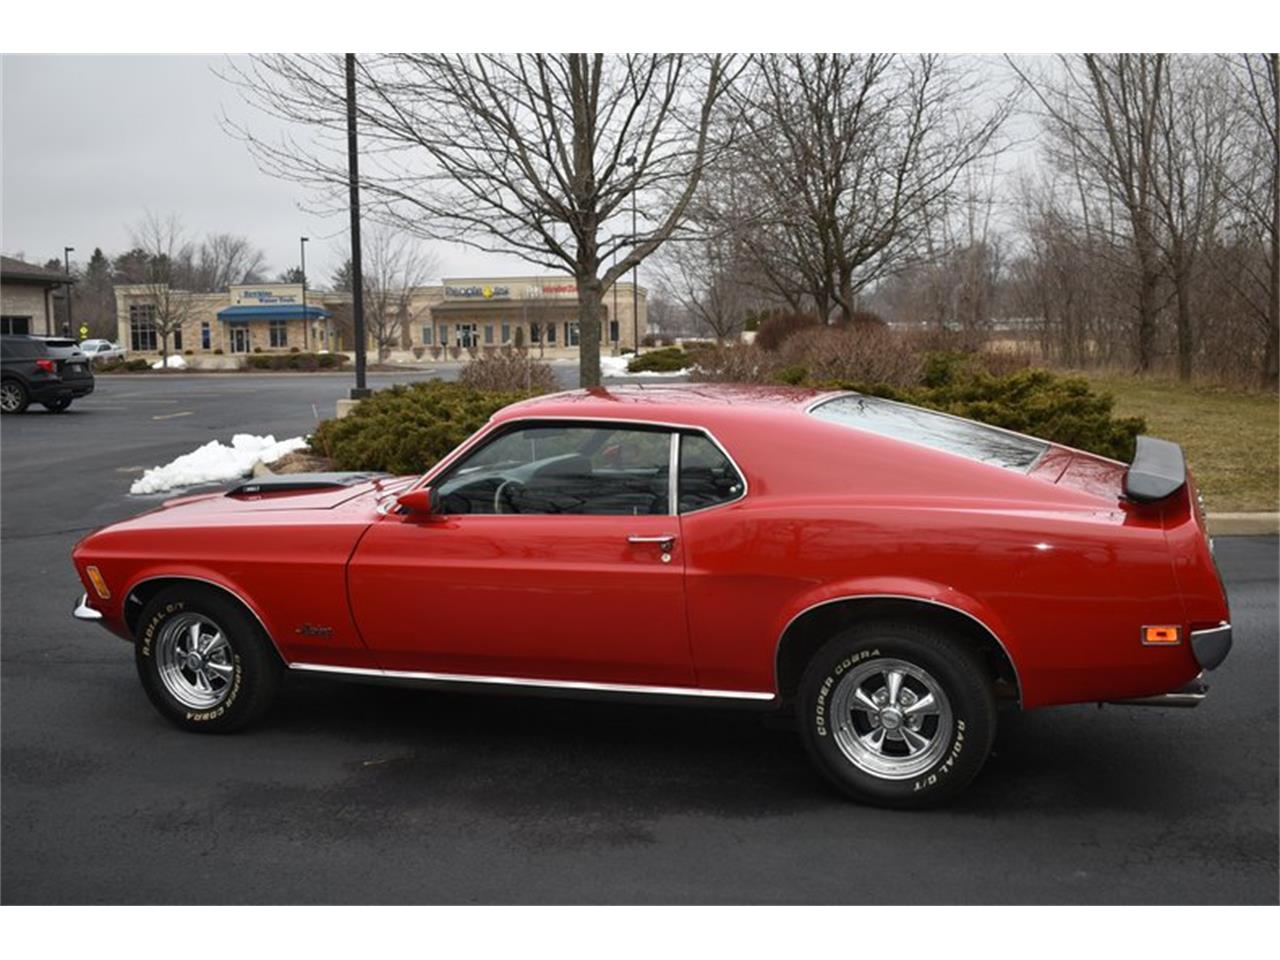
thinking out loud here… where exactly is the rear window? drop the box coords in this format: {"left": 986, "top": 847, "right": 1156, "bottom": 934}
{"left": 1, "top": 338, "right": 48, "bottom": 359}
{"left": 809, "top": 394, "right": 1048, "bottom": 473}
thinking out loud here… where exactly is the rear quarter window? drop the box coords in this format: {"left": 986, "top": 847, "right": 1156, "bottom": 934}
{"left": 809, "top": 394, "right": 1048, "bottom": 472}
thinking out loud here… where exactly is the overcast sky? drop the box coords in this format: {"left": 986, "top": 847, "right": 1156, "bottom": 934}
{"left": 1, "top": 54, "right": 532, "bottom": 285}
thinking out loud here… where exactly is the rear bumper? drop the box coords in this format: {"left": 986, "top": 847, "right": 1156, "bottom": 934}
{"left": 1190, "top": 622, "right": 1232, "bottom": 670}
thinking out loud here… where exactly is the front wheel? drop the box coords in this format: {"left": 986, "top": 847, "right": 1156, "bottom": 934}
{"left": 798, "top": 621, "right": 997, "bottom": 807}
{"left": 42, "top": 396, "right": 72, "bottom": 413}
{"left": 134, "top": 585, "right": 282, "bottom": 733}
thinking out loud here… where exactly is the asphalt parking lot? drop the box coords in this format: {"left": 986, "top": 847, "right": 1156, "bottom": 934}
{"left": 1, "top": 372, "right": 1277, "bottom": 904}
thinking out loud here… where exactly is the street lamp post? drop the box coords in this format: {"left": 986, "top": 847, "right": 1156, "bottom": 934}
{"left": 63, "top": 246, "right": 75, "bottom": 338}
{"left": 300, "top": 236, "right": 309, "bottom": 351}
{"left": 345, "top": 53, "right": 369, "bottom": 398}
{"left": 623, "top": 156, "right": 638, "bottom": 355}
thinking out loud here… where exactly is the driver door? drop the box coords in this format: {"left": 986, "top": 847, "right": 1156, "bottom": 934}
{"left": 347, "top": 421, "right": 694, "bottom": 688}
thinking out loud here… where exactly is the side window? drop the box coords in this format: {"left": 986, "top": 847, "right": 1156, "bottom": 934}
{"left": 679, "top": 434, "right": 744, "bottom": 512}
{"left": 436, "top": 423, "right": 673, "bottom": 516}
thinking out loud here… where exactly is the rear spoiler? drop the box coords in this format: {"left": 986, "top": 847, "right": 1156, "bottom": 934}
{"left": 1123, "top": 436, "right": 1186, "bottom": 503}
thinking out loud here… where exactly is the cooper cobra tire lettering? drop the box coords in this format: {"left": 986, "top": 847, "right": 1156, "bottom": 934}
{"left": 814, "top": 648, "right": 879, "bottom": 738}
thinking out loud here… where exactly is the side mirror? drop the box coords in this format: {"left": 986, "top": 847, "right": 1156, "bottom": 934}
{"left": 396, "top": 486, "right": 439, "bottom": 517}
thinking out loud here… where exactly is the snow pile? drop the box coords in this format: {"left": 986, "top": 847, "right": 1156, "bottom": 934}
{"left": 130, "top": 434, "right": 309, "bottom": 495}
{"left": 151, "top": 354, "right": 188, "bottom": 370}
{"left": 600, "top": 355, "right": 691, "bottom": 379}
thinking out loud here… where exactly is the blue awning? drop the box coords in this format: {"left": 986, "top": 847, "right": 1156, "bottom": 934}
{"left": 217, "top": 304, "right": 331, "bottom": 321}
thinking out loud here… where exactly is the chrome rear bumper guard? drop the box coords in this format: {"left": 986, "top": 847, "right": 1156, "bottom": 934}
{"left": 73, "top": 593, "right": 103, "bottom": 622}
{"left": 1190, "top": 622, "right": 1232, "bottom": 671}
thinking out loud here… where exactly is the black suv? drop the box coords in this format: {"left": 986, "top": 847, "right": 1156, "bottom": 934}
{"left": 1, "top": 335, "right": 95, "bottom": 414}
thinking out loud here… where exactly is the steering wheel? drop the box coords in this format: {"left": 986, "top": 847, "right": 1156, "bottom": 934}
{"left": 493, "top": 478, "right": 527, "bottom": 514}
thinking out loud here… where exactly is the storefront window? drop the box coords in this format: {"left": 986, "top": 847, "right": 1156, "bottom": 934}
{"left": 546, "top": 323, "right": 556, "bottom": 344}
{"left": 610, "top": 320, "right": 620, "bottom": 342}
{"left": 484, "top": 324, "right": 494, "bottom": 345}
{"left": 269, "top": 319, "right": 288, "bottom": 348}
{"left": 501, "top": 323, "right": 511, "bottom": 343}
{"left": 201, "top": 321, "right": 211, "bottom": 349}
{"left": 129, "top": 304, "right": 157, "bottom": 352}
{"left": 439, "top": 324, "right": 449, "bottom": 346}
{"left": 422, "top": 325, "right": 433, "bottom": 345}
{"left": 565, "top": 322, "right": 579, "bottom": 346}
{"left": 530, "top": 323, "right": 541, "bottom": 344}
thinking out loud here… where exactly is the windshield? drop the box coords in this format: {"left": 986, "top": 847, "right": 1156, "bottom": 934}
{"left": 809, "top": 394, "right": 1048, "bottom": 473}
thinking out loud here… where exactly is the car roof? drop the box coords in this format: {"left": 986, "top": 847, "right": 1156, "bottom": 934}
{"left": 496, "top": 384, "right": 833, "bottom": 424}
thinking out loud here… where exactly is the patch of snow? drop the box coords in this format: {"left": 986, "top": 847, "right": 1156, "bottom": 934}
{"left": 151, "top": 354, "right": 188, "bottom": 370}
{"left": 130, "top": 434, "right": 309, "bottom": 495}
{"left": 599, "top": 355, "right": 691, "bottom": 379}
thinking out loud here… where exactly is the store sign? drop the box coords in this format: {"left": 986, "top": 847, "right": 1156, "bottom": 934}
{"left": 445, "top": 284, "right": 510, "bottom": 300}
{"left": 541, "top": 283, "right": 577, "bottom": 296}
{"left": 231, "top": 284, "right": 302, "bottom": 306}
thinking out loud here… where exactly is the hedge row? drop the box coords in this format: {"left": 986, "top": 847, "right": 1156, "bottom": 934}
{"left": 310, "top": 380, "right": 529, "bottom": 475}
{"left": 246, "top": 352, "right": 348, "bottom": 371}
{"left": 834, "top": 353, "right": 1147, "bottom": 462}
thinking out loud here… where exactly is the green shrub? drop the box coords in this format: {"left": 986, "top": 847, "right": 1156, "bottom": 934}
{"left": 840, "top": 362, "right": 1146, "bottom": 461}
{"left": 774, "top": 364, "right": 809, "bottom": 386}
{"left": 246, "top": 352, "right": 347, "bottom": 372}
{"left": 310, "top": 380, "right": 529, "bottom": 475}
{"left": 627, "top": 346, "right": 689, "bottom": 373}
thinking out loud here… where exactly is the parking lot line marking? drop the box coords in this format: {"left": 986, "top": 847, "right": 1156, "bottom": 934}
{"left": 151, "top": 411, "right": 193, "bottom": 420}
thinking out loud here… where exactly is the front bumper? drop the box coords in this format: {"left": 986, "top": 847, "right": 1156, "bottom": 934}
{"left": 73, "top": 592, "right": 102, "bottom": 621}
{"left": 1190, "top": 622, "right": 1232, "bottom": 671}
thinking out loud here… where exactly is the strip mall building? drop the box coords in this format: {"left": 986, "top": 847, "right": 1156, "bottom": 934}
{"left": 113, "top": 276, "right": 648, "bottom": 359}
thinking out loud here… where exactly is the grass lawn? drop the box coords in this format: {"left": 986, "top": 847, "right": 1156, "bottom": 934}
{"left": 1082, "top": 374, "right": 1279, "bottom": 513}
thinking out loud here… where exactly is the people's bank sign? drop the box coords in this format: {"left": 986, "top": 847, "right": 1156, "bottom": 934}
{"left": 445, "top": 284, "right": 511, "bottom": 300}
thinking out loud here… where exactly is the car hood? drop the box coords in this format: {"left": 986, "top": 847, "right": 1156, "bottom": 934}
{"left": 114, "top": 474, "right": 416, "bottom": 529}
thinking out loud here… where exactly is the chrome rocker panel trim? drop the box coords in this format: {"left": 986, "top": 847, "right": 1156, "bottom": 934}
{"left": 290, "top": 662, "right": 775, "bottom": 702}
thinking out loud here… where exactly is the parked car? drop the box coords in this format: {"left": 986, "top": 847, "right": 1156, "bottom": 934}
{"left": 2, "top": 335, "right": 76, "bottom": 414}
{"left": 29, "top": 336, "right": 95, "bottom": 411}
{"left": 70, "top": 385, "right": 1231, "bottom": 806}
{"left": 80, "top": 339, "right": 126, "bottom": 363}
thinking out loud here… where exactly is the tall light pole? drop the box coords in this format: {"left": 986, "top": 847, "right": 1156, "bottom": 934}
{"left": 299, "top": 236, "right": 309, "bottom": 351}
{"left": 623, "top": 155, "right": 638, "bottom": 354}
{"left": 63, "top": 246, "right": 74, "bottom": 338}
{"left": 345, "top": 53, "right": 369, "bottom": 398}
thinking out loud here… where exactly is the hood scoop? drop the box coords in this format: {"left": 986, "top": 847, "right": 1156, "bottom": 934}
{"left": 225, "top": 472, "right": 389, "bottom": 497}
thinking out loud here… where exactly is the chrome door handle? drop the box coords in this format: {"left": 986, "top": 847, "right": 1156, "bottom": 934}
{"left": 627, "top": 534, "right": 677, "bottom": 545}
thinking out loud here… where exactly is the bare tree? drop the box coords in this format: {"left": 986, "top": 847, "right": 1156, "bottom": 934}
{"left": 129, "top": 212, "right": 194, "bottom": 367}
{"left": 226, "top": 54, "right": 743, "bottom": 386}
{"left": 1012, "top": 54, "right": 1170, "bottom": 371}
{"left": 1149, "top": 56, "right": 1238, "bottom": 380}
{"left": 362, "top": 227, "right": 437, "bottom": 361}
{"left": 1225, "top": 53, "right": 1280, "bottom": 387}
{"left": 189, "top": 233, "right": 269, "bottom": 292}
{"left": 733, "top": 54, "right": 1015, "bottom": 324}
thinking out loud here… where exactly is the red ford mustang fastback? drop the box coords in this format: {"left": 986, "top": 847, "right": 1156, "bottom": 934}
{"left": 71, "top": 385, "right": 1231, "bottom": 806}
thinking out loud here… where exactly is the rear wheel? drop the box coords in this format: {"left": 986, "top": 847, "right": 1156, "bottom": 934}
{"left": 134, "top": 585, "right": 281, "bottom": 733}
{"left": 1, "top": 379, "right": 29, "bottom": 414}
{"left": 798, "top": 621, "right": 997, "bottom": 807}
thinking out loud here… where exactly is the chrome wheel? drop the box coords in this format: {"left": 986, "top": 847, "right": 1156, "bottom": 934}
{"left": 154, "top": 613, "right": 235, "bottom": 710}
{"left": 829, "top": 657, "right": 954, "bottom": 780}
{"left": 1, "top": 382, "right": 25, "bottom": 413}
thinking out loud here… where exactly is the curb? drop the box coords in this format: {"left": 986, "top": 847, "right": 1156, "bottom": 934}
{"left": 1207, "top": 513, "right": 1280, "bottom": 536}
